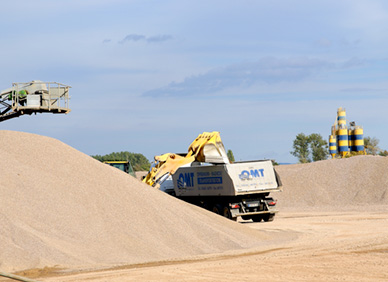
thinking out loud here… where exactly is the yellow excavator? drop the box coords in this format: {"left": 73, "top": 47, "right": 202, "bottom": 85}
{"left": 143, "top": 131, "right": 282, "bottom": 222}
{"left": 143, "top": 131, "right": 229, "bottom": 187}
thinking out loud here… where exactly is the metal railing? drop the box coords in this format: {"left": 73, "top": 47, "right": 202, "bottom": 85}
{"left": 11, "top": 81, "right": 71, "bottom": 111}
{"left": 0, "top": 81, "right": 71, "bottom": 122}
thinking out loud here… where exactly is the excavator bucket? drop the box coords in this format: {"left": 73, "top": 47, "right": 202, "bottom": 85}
{"left": 143, "top": 153, "right": 195, "bottom": 187}
{"left": 143, "top": 131, "right": 230, "bottom": 187}
{"left": 188, "top": 132, "right": 229, "bottom": 163}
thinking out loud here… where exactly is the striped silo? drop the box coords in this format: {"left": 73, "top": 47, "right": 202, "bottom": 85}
{"left": 348, "top": 128, "right": 354, "bottom": 152}
{"left": 337, "top": 124, "right": 349, "bottom": 157}
{"left": 329, "top": 135, "right": 337, "bottom": 158}
{"left": 337, "top": 107, "right": 347, "bottom": 127}
{"left": 352, "top": 126, "right": 364, "bottom": 153}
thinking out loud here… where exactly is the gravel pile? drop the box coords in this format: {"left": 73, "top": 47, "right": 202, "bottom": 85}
{"left": 275, "top": 155, "right": 388, "bottom": 210}
{"left": 0, "top": 131, "right": 267, "bottom": 272}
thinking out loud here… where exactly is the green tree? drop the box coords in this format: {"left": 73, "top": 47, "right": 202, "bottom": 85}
{"left": 364, "top": 136, "right": 380, "bottom": 155}
{"left": 308, "top": 133, "right": 329, "bottom": 162}
{"left": 227, "top": 149, "right": 235, "bottom": 162}
{"left": 291, "top": 133, "right": 311, "bottom": 163}
{"left": 92, "top": 151, "right": 150, "bottom": 171}
{"left": 379, "top": 150, "right": 388, "bottom": 157}
{"left": 291, "top": 133, "right": 328, "bottom": 163}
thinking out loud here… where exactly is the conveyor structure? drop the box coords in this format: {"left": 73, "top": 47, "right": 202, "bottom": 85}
{"left": 0, "top": 80, "right": 71, "bottom": 122}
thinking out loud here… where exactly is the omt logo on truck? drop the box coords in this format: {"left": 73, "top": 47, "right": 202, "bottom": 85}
{"left": 177, "top": 172, "right": 194, "bottom": 188}
{"left": 239, "top": 169, "right": 264, "bottom": 180}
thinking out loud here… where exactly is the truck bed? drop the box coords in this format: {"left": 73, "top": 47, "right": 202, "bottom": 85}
{"left": 172, "top": 160, "right": 282, "bottom": 197}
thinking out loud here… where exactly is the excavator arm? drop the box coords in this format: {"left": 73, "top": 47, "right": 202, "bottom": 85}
{"left": 143, "top": 131, "right": 230, "bottom": 187}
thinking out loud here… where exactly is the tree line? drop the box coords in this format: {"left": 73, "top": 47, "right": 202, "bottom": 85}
{"left": 92, "top": 148, "right": 237, "bottom": 171}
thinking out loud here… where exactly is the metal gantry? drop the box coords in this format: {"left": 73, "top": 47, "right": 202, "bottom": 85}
{"left": 0, "top": 81, "right": 71, "bottom": 122}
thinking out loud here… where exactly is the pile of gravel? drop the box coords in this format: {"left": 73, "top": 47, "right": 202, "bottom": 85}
{"left": 0, "top": 131, "right": 267, "bottom": 272}
{"left": 275, "top": 155, "right": 388, "bottom": 210}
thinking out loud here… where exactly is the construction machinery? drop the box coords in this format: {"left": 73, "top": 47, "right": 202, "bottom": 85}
{"left": 103, "top": 160, "right": 136, "bottom": 177}
{"left": 143, "top": 132, "right": 282, "bottom": 222}
{"left": 0, "top": 80, "right": 71, "bottom": 122}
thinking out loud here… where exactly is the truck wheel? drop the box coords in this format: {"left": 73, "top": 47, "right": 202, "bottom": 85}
{"left": 201, "top": 201, "right": 210, "bottom": 210}
{"left": 222, "top": 207, "right": 237, "bottom": 221}
{"left": 252, "top": 215, "right": 263, "bottom": 222}
{"left": 212, "top": 204, "right": 222, "bottom": 215}
{"left": 263, "top": 214, "right": 275, "bottom": 222}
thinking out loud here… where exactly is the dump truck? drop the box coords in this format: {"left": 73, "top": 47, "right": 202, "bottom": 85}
{"left": 143, "top": 132, "right": 282, "bottom": 222}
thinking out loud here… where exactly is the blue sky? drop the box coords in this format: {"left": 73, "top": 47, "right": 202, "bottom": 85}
{"left": 1, "top": 0, "right": 387, "bottom": 163}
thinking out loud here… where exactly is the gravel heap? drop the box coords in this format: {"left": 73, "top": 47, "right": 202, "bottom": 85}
{"left": 0, "top": 131, "right": 267, "bottom": 272}
{"left": 275, "top": 155, "right": 388, "bottom": 209}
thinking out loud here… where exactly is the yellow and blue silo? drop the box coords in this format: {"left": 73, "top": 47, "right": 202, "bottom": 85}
{"left": 329, "top": 134, "right": 337, "bottom": 158}
{"left": 336, "top": 107, "right": 349, "bottom": 157}
{"left": 337, "top": 124, "right": 349, "bottom": 157}
{"left": 337, "top": 107, "right": 347, "bottom": 127}
{"left": 348, "top": 127, "right": 354, "bottom": 153}
{"left": 350, "top": 125, "right": 364, "bottom": 153}
{"left": 329, "top": 107, "right": 365, "bottom": 158}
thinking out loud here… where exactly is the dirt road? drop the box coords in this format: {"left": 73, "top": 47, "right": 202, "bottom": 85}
{"left": 34, "top": 209, "right": 388, "bottom": 282}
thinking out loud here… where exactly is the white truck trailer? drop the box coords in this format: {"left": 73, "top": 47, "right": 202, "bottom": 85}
{"left": 143, "top": 132, "right": 282, "bottom": 222}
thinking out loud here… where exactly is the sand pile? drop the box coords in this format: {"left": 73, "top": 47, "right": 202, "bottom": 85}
{"left": 275, "top": 155, "right": 388, "bottom": 209}
{"left": 0, "top": 130, "right": 267, "bottom": 273}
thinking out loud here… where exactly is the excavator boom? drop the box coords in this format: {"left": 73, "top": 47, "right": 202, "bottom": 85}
{"left": 143, "top": 131, "right": 229, "bottom": 187}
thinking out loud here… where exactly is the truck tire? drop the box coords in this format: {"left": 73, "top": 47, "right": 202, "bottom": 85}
{"left": 201, "top": 201, "right": 210, "bottom": 211}
{"left": 222, "top": 207, "right": 237, "bottom": 221}
{"left": 263, "top": 213, "right": 275, "bottom": 222}
{"left": 212, "top": 204, "right": 222, "bottom": 215}
{"left": 241, "top": 215, "right": 252, "bottom": 221}
{"left": 252, "top": 215, "right": 263, "bottom": 222}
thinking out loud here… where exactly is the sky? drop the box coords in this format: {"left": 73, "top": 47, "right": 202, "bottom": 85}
{"left": 0, "top": 0, "right": 387, "bottom": 164}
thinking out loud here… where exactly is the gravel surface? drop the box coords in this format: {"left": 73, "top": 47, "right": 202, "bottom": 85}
{"left": 2, "top": 130, "right": 387, "bottom": 275}
{"left": 275, "top": 155, "right": 388, "bottom": 210}
{"left": 0, "top": 131, "right": 267, "bottom": 273}
{"left": 41, "top": 210, "right": 388, "bottom": 282}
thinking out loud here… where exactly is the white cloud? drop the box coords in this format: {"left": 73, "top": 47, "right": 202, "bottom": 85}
{"left": 142, "top": 57, "right": 370, "bottom": 97}
{"left": 118, "top": 34, "right": 174, "bottom": 44}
